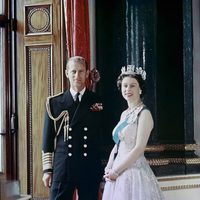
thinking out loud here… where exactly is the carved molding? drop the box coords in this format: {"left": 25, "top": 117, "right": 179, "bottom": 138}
{"left": 26, "top": 46, "right": 53, "bottom": 95}
{"left": 158, "top": 175, "right": 200, "bottom": 191}
{"left": 26, "top": 45, "right": 52, "bottom": 195}
{"left": 161, "top": 184, "right": 200, "bottom": 191}
{"left": 158, "top": 175, "right": 200, "bottom": 182}
{"left": 148, "top": 158, "right": 200, "bottom": 166}
{"left": 25, "top": 5, "right": 52, "bottom": 35}
{"left": 146, "top": 144, "right": 200, "bottom": 152}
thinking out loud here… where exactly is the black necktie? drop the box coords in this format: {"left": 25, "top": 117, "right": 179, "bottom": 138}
{"left": 75, "top": 92, "right": 80, "bottom": 103}
{"left": 70, "top": 93, "right": 80, "bottom": 123}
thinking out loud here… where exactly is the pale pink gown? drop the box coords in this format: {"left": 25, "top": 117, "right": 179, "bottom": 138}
{"left": 102, "top": 106, "right": 164, "bottom": 200}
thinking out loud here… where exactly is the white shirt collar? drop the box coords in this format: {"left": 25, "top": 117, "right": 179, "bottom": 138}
{"left": 70, "top": 87, "right": 86, "bottom": 101}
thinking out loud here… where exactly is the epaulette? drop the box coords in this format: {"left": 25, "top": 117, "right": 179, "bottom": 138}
{"left": 46, "top": 91, "right": 64, "bottom": 103}
{"left": 46, "top": 91, "right": 64, "bottom": 120}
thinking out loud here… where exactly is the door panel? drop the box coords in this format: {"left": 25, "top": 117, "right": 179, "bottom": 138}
{"left": 17, "top": 0, "right": 64, "bottom": 198}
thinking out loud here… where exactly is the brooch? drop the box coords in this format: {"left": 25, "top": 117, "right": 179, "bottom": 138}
{"left": 90, "top": 103, "right": 103, "bottom": 111}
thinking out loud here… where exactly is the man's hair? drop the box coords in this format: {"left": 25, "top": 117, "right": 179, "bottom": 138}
{"left": 66, "top": 56, "right": 88, "bottom": 70}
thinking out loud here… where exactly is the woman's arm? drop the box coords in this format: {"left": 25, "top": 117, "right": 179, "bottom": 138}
{"left": 113, "top": 109, "right": 153, "bottom": 175}
{"left": 104, "top": 144, "right": 117, "bottom": 172}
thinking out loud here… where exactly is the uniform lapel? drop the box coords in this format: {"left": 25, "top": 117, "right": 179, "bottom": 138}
{"left": 61, "top": 90, "right": 74, "bottom": 110}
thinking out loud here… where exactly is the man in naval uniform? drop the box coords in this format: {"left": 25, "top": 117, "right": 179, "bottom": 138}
{"left": 42, "top": 56, "right": 103, "bottom": 200}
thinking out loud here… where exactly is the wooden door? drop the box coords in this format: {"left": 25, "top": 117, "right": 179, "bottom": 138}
{"left": 16, "top": 0, "right": 64, "bottom": 198}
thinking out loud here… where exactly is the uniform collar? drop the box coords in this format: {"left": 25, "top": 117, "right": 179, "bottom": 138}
{"left": 70, "top": 87, "right": 86, "bottom": 101}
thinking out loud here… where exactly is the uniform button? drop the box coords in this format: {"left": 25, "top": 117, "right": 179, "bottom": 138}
{"left": 83, "top": 153, "right": 87, "bottom": 157}
{"left": 68, "top": 153, "right": 72, "bottom": 156}
{"left": 83, "top": 136, "right": 87, "bottom": 140}
{"left": 83, "top": 144, "right": 87, "bottom": 148}
{"left": 84, "top": 127, "right": 88, "bottom": 131}
{"left": 69, "top": 127, "right": 72, "bottom": 131}
{"left": 68, "top": 136, "right": 72, "bottom": 139}
{"left": 68, "top": 144, "right": 72, "bottom": 148}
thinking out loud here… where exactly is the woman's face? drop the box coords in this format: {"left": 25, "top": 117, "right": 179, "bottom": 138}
{"left": 121, "top": 76, "right": 141, "bottom": 102}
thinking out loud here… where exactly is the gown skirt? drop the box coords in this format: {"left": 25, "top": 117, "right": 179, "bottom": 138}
{"left": 102, "top": 156, "right": 165, "bottom": 200}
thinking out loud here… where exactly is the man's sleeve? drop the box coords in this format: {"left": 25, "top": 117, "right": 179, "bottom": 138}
{"left": 42, "top": 100, "right": 56, "bottom": 174}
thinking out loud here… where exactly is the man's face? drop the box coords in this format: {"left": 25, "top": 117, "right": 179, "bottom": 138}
{"left": 66, "top": 60, "right": 89, "bottom": 91}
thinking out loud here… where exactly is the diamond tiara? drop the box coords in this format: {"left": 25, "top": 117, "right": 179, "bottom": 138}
{"left": 121, "top": 65, "right": 146, "bottom": 80}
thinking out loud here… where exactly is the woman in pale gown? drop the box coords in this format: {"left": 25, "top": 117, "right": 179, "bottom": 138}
{"left": 102, "top": 65, "right": 164, "bottom": 200}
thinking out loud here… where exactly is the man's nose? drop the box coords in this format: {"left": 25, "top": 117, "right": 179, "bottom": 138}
{"left": 74, "top": 72, "right": 79, "bottom": 78}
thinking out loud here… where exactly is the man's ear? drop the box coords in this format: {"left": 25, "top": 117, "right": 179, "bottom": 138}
{"left": 65, "top": 69, "right": 69, "bottom": 78}
{"left": 86, "top": 70, "right": 89, "bottom": 79}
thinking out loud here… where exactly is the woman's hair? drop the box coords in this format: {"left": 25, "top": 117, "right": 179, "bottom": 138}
{"left": 117, "top": 74, "right": 146, "bottom": 98}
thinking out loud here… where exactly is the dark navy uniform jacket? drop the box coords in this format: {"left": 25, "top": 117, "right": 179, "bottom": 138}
{"left": 42, "top": 89, "right": 103, "bottom": 183}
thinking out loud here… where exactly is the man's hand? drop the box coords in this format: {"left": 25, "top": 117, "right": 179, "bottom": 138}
{"left": 42, "top": 172, "right": 52, "bottom": 188}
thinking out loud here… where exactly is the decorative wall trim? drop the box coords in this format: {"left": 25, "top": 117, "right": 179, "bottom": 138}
{"left": 148, "top": 158, "right": 200, "bottom": 166}
{"left": 158, "top": 175, "right": 200, "bottom": 182}
{"left": 158, "top": 175, "right": 200, "bottom": 192}
{"left": 26, "top": 46, "right": 53, "bottom": 95}
{"left": 146, "top": 144, "right": 200, "bottom": 152}
{"left": 25, "top": 5, "right": 52, "bottom": 35}
{"left": 26, "top": 45, "right": 52, "bottom": 195}
{"left": 161, "top": 184, "right": 200, "bottom": 191}
{"left": 26, "top": 47, "right": 33, "bottom": 195}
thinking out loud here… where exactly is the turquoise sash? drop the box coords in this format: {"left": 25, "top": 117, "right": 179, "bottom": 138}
{"left": 113, "top": 118, "right": 129, "bottom": 144}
